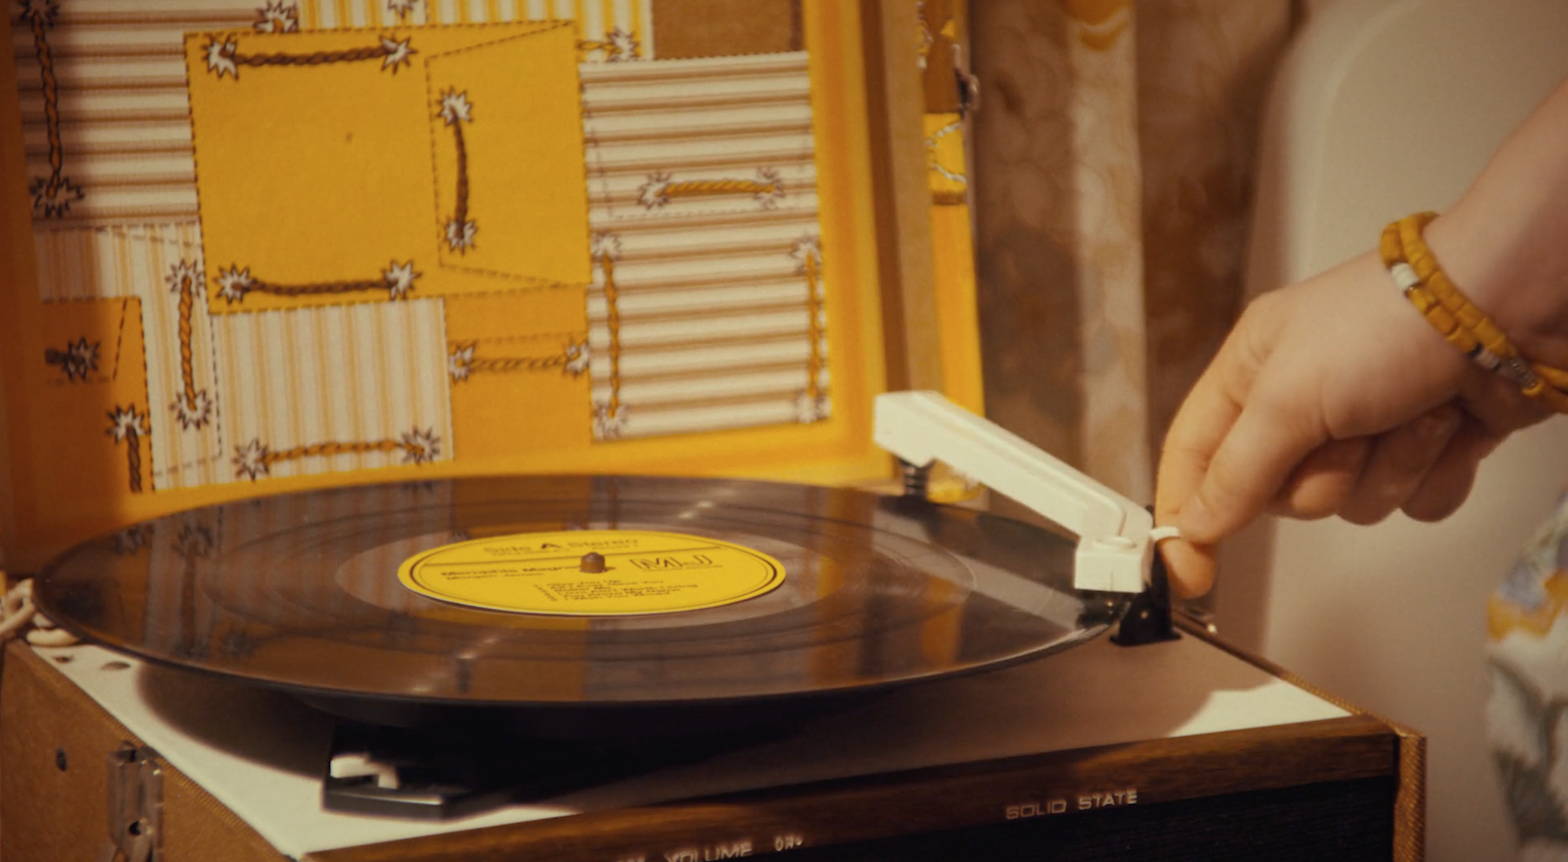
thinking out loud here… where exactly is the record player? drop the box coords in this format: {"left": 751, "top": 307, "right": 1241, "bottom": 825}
{"left": 0, "top": 393, "right": 1423, "bottom": 861}
{"left": 0, "top": 2, "right": 1420, "bottom": 859}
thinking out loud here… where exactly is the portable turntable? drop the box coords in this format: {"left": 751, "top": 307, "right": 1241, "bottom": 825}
{"left": 0, "top": 2, "right": 1421, "bottom": 859}
{"left": 4, "top": 393, "right": 1423, "bottom": 860}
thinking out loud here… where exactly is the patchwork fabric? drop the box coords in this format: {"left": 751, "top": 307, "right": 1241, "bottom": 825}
{"left": 580, "top": 52, "right": 828, "bottom": 439}
{"left": 1488, "top": 494, "right": 1568, "bottom": 857}
{"left": 32, "top": 225, "right": 226, "bottom": 488}
{"left": 185, "top": 21, "right": 590, "bottom": 313}
{"left": 210, "top": 299, "right": 454, "bottom": 481}
{"left": 12, "top": 0, "right": 654, "bottom": 227}
{"left": 443, "top": 291, "right": 591, "bottom": 459}
{"left": 21, "top": 296, "right": 151, "bottom": 503}
{"left": 3, "top": 0, "right": 869, "bottom": 567}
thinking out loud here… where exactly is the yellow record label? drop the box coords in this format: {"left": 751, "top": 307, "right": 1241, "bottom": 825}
{"left": 397, "top": 529, "right": 786, "bottom": 616}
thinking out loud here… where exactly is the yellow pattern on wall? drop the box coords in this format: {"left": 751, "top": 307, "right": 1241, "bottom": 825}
{"left": 185, "top": 21, "right": 590, "bottom": 314}
{"left": 0, "top": 2, "right": 910, "bottom": 572}
{"left": 444, "top": 291, "right": 591, "bottom": 460}
{"left": 24, "top": 297, "right": 151, "bottom": 502}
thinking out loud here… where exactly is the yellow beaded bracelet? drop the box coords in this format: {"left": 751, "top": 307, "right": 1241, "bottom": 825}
{"left": 1380, "top": 212, "right": 1568, "bottom": 413}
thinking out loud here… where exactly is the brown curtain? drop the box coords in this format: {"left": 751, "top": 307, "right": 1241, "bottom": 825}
{"left": 970, "top": 0, "right": 1296, "bottom": 502}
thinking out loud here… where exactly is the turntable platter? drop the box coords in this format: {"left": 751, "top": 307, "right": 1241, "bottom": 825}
{"left": 34, "top": 476, "right": 1125, "bottom": 723}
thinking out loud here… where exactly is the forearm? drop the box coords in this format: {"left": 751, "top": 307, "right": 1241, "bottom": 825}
{"left": 1425, "top": 78, "right": 1568, "bottom": 367}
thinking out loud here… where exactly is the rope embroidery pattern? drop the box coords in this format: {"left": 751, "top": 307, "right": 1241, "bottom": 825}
{"left": 637, "top": 168, "right": 786, "bottom": 211}
{"left": 167, "top": 260, "right": 214, "bottom": 428}
{"left": 791, "top": 235, "right": 829, "bottom": 422}
{"left": 233, "top": 428, "right": 440, "bottom": 480}
{"left": 203, "top": 33, "right": 417, "bottom": 79}
{"left": 592, "top": 232, "right": 627, "bottom": 439}
{"left": 447, "top": 340, "right": 589, "bottom": 382}
{"left": 214, "top": 260, "right": 421, "bottom": 304}
{"left": 106, "top": 405, "right": 151, "bottom": 493}
{"left": 438, "top": 89, "right": 477, "bottom": 252}
{"left": 21, "top": 0, "right": 82, "bottom": 218}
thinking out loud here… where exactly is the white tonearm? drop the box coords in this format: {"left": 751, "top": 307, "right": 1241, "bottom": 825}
{"left": 873, "top": 391, "right": 1170, "bottom": 594}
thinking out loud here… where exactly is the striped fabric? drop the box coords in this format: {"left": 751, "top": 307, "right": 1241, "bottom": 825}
{"left": 211, "top": 298, "right": 454, "bottom": 483}
{"left": 32, "top": 224, "right": 229, "bottom": 489}
{"left": 11, "top": 0, "right": 654, "bottom": 226}
{"left": 12, "top": 2, "right": 830, "bottom": 491}
{"left": 580, "top": 52, "right": 829, "bottom": 440}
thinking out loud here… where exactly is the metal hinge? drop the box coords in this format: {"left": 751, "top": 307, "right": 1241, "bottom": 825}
{"left": 101, "top": 742, "right": 163, "bottom": 862}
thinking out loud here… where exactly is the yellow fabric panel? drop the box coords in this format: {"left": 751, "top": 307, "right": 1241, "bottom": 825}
{"left": 0, "top": 3, "right": 901, "bottom": 568}
{"left": 428, "top": 24, "right": 591, "bottom": 281}
{"left": 185, "top": 21, "right": 589, "bottom": 315}
{"left": 444, "top": 290, "right": 591, "bottom": 460}
{"left": 22, "top": 298, "right": 151, "bottom": 511}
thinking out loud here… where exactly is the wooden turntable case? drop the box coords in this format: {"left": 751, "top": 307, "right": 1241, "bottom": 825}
{"left": 1, "top": 619, "right": 1423, "bottom": 861}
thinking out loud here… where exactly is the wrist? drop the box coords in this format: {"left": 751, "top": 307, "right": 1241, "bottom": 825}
{"left": 1422, "top": 206, "right": 1568, "bottom": 368}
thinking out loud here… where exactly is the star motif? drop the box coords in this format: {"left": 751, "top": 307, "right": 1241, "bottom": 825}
{"left": 61, "top": 337, "right": 100, "bottom": 381}
{"left": 444, "top": 218, "right": 476, "bottom": 252}
{"left": 166, "top": 259, "right": 202, "bottom": 295}
{"left": 447, "top": 343, "right": 475, "bottom": 382}
{"left": 204, "top": 36, "right": 239, "bottom": 78}
{"left": 28, "top": 175, "right": 83, "bottom": 218}
{"left": 593, "top": 402, "right": 628, "bottom": 440}
{"left": 399, "top": 428, "right": 440, "bottom": 464}
{"left": 438, "top": 88, "right": 473, "bottom": 125}
{"left": 380, "top": 35, "right": 416, "bottom": 73}
{"left": 637, "top": 172, "right": 672, "bottom": 210}
{"left": 253, "top": 1, "right": 299, "bottom": 32}
{"left": 591, "top": 231, "right": 622, "bottom": 263}
{"left": 606, "top": 28, "right": 640, "bottom": 61}
{"left": 173, "top": 390, "right": 214, "bottom": 430}
{"left": 106, "top": 406, "right": 149, "bottom": 442}
{"left": 233, "top": 438, "right": 270, "bottom": 480}
{"left": 215, "top": 265, "right": 253, "bottom": 304}
{"left": 382, "top": 260, "right": 419, "bottom": 299}
{"left": 563, "top": 340, "right": 590, "bottom": 377}
{"left": 754, "top": 167, "right": 785, "bottom": 209}
{"left": 789, "top": 234, "right": 823, "bottom": 275}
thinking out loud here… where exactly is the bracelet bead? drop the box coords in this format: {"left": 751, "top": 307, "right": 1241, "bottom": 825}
{"left": 1381, "top": 212, "right": 1568, "bottom": 413}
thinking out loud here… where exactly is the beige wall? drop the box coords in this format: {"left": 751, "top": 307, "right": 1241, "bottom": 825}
{"left": 1218, "top": 1, "right": 1568, "bottom": 858}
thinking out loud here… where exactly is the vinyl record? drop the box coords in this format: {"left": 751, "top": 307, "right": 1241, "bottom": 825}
{"left": 34, "top": 476, "right": 1126, "bottom": 730}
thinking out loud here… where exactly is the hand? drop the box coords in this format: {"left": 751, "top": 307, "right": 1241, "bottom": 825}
{"left": 1154, "top": 245, "right": 1550, "bottom": 597}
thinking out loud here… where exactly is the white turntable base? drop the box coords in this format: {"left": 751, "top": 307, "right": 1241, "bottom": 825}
{"left": 34, "top": 631, "right": 1348, "bottom": 857}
